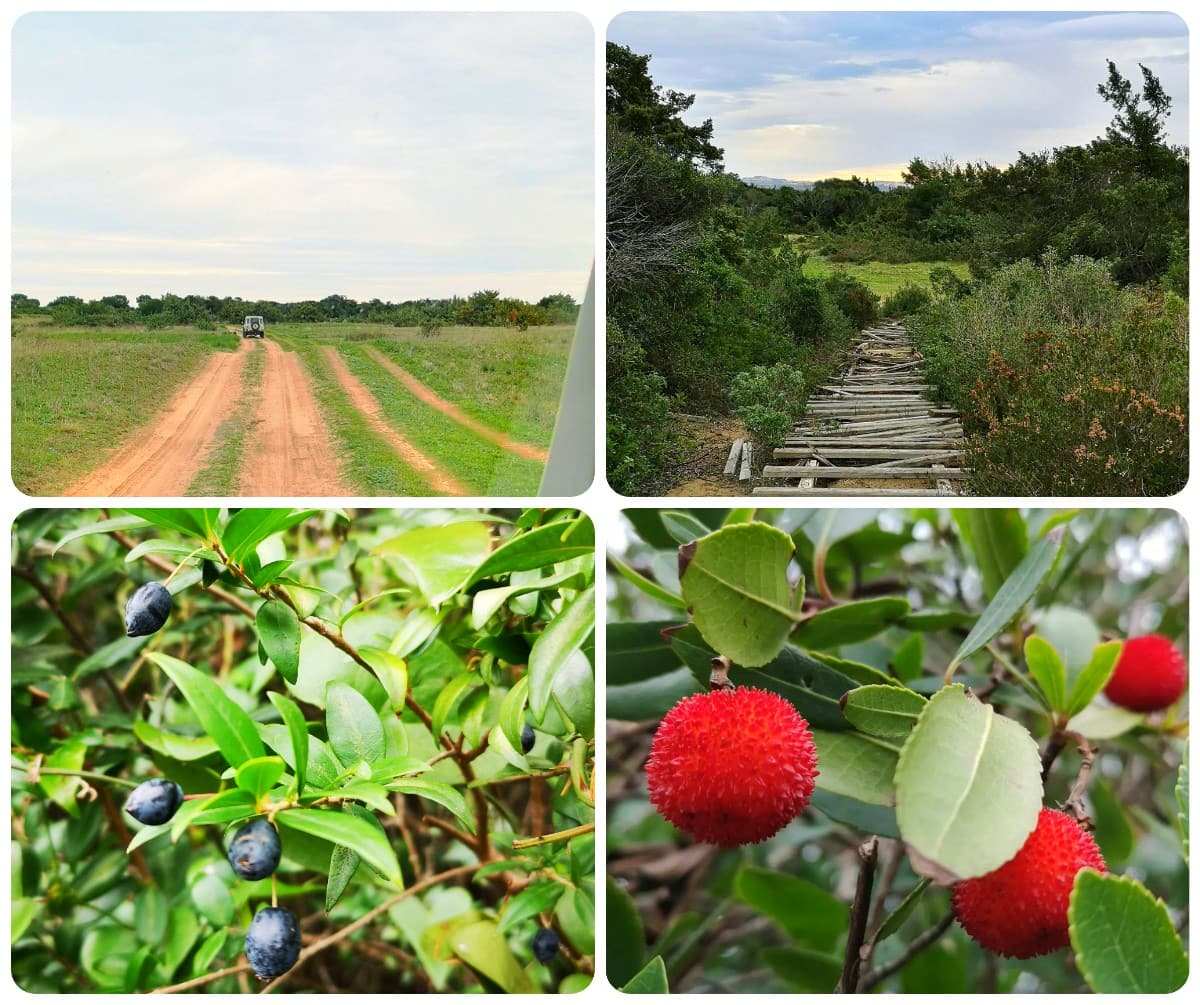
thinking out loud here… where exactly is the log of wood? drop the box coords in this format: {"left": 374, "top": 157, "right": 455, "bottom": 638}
{"left": 723, "top": 439, "right": 743, "bottom": 476}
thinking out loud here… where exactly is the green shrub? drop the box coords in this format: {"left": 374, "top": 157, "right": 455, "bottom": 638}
{"left": 913, "top": 252, "right": 1187, "bottom": 495}
{"left": 1165, "top": 233, "right": 1188, "bottom": 297}
{"left": 607, "top": 322, "right": 678, "bottom": 495}
{"left": 729, "top": 363, "right": 809, "bottom": 448}
{"left": 881, "top": 283, "right": 932, "bottom": 317}
{"left": 822, "top": 271, "right": 879, "bottom": 329}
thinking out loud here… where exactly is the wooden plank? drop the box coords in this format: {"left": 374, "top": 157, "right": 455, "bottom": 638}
{"left": 774, "top": 447, "right": 961, "bottom": 461}
{"left": 761, "top": 465, "right": 968, "bottom": 479}
{"left": 723, "top": 438, "right": 743, "bottom": 476}
{"left": 797, "top": 457, "right": 820, "bottom": 489}
{"left": 777, "top": 440, "right": 963, "bottom": 453}
{"left": 752, "top": 486, "right": 949, "bottom": 497}
{"left": 738, "top": 441, "right": 753, "bottom": 482}
{"left": 933, "top": 463, "right": 955, "bottom": 496}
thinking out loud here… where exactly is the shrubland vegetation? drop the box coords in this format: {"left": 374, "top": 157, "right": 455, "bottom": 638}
{"left": 10, "top": 288, "right": 579, "bottom": 331}
{"left": 607, "top": 47, "right": 1189, "bottom": 496}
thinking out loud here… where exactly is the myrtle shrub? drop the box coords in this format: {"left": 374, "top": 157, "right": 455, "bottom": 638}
{"left": 821, "top": 271, "right": 880, "bottom": 330}
{"left": 607, "top": 508, "right": 1188, "bottom": 994}
{"left": 913, "top": 253, "right": 1188, "bottom": 495}
{"left": 729, "top": 363, "right": 809, "bottom": 449}
{"left": 11, "top": 508, "right": 595, "bottom": 993}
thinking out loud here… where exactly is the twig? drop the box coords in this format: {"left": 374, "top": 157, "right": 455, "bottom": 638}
{"left": 1062, "top": 735, "right": 1097, "bottom": 824}
{"left": 422, "top": 814, "right": 478, "bottom": 852}
{"left": 836, "top": 837, "right": 878, "bottom": 993}
{"left": 857, "top": 911, "right": 955, "bottom": 992}
{"left": 512, "top": 822, "right": 595, "bottom": 849}
{"left": 1041, "top": 730, "right": 1069, "bottom": 782}
{"left": 475, "top": 765, "right": 571, "bottom": 788}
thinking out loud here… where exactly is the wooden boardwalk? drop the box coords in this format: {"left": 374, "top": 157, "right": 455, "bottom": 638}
{"left": 751, "top": 322, "right": 966, "bottom": 497}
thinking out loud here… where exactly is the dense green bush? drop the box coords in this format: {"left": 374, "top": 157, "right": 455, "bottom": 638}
{"left": 12, "top": 508, "right": 595, "bottom": 993}
{"left": 880, "top": 283, "right": 932, "bottom": 317}
{"left": 607, "top": 324, "right": 679, "bottom": 495}
{"left": 914, "top": 253, "right": 1187, "bottom": 495}
{"left": 821, "top": 271, "right": 879, "bottom": 330}
{"left": 729, "top": 363, "right": 809, "bottom": 448}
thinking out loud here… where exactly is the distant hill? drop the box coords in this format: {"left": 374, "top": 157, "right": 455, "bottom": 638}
{"left": 742, "top": 175, "right": 906, "bottom": 192}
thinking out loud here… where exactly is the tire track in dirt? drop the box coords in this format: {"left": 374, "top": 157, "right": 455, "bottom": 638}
{"left": 238, "top": 340, "right": 350, "bottom": 496}
{"left": 362, "top": 347, "right": 550, "bottom": 463}
{"left": 65, "top": 339, "right": 252, "bottom": 497}
{"left": 322, "top": 348, "right": 469, "bottom": 495}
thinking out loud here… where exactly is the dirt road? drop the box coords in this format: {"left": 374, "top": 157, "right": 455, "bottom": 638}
{"left": 65, "top": 339, "right": 252, "bottom": 496}
{"left": 362, "top": 347, "right": 549, "bottom": 463}
{"left": 322, "top": 348, "right": 468, "bottom": 495}
{"left": 238, "top": 341, "right": 350, "bottom": 496}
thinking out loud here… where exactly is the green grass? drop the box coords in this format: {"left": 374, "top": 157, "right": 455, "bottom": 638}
{"left": 801, "top": 255, "right": 970, "bottom": 299}
{"left": 337, "top": 344, "right": 544, "bottom": 495}
{"left": 283, "top": 338, "right": 433, "bottom": 495}
{"left": 184, "top": 342, "right": 267, "bottom": 496}
{"left": 11, "top": 320, "right": 238, "bottom": 494}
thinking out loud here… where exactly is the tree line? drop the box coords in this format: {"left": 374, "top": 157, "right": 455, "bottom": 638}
{"left": 10, "top": 288, "right": 580, "bottom": 330}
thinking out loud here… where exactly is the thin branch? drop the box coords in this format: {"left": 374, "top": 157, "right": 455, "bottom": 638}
{"left": 474, "top": 765, "right": 570, "bottom": 788}
{"left": 1062, "top": 734, "right": 1097, "bottom": 824}
{"left": 857, "top": 911, "right": 955, "bottom": 992}
{"left": 512, "top": 822, "right": 594, "bottom": 849}
{"left": 836, "top": 837, "right": 878, "bottom": 993}
{"left": 422, "top": 814, "right": 478, "bottom": 852}
{"left": 1041, "top": 729, "right": 1069, "bottom": 782}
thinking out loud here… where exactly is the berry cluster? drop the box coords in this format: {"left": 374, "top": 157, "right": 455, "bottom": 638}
{"left": 124, "top": 781, "right": 298, "bottom": 979}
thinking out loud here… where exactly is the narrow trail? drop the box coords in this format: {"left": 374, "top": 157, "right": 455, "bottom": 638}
{"left": 65, "top": 338, "right": 251, "bottom": 497}
{"left": 322, "top": 347, "right": 469, "bottom": 496}
{"left": 238, "top": 341, "right": 350, "bottom": 496}
{"left": 362, "top": 347, "right": 550, "bottom": 463}
{"left": 752, "top": 322, "right": 967, "bottom": 497}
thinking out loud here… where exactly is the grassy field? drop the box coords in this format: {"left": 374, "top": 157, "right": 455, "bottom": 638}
{"left": 12, "top": 318, "right": 572, "bottom": 496}
{"left": 800, "top": 255, "right": 971, "bottom": 299}
{"left": 11, "top": 317, "right": 237, "bottom": 494}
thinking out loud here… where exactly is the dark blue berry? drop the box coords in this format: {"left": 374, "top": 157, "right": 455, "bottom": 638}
{"left": 123, "top": 779, "right": 184, "bottom": 825}
{"left": 228, "top": 818, "right": 282, "bottom": 880}
{"left": 125, "top": 581, "right": 172, "bottom": 637}
{"left": 521, "top": 724, "right": 536, "bottom": 754}
{"left": 245, "top": 906, "right": 301, "bottom": 979}
{"left": 531, "top": 927, "right": 559, "bottom": 963}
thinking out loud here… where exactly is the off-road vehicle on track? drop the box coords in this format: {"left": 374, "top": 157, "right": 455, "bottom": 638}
{"left": 242, "top": 316, "right": 265, "bottom": 338}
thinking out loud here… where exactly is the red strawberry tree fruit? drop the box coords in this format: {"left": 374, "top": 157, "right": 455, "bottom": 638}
{"left": 607, "top": 508, "right": 1187, "bottom": 994}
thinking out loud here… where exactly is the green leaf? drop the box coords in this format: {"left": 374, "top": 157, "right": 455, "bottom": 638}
{"left": 53, "top": 514, "right": 149, "bottom": 555}
{"left": 678, "top": 523, "right": 800, "bottom": 667}
{"left": 256, "top": 600, "right": 301, "bottom": 685}
{"left": 181, "top": 790, "right": 257, "bottom": 833}
{"left": 448, "top": 920, "right": 537, "bottom": 993}
{"left": 234, "top": 756, "right": 286, "bottom": 799}
{"left": 606, "top": 551, "right": 686, "bottom": 611}
{"left": 1064, "top": 640, "right": 1123, "bottom": 718}
{"left": 132, "top": 719, "right": 219, "bottom": 762}
{"left": 735, "top": 866, "right": 848, "bottom": 951}
{"left": 808, "top": 651, "right": 895, "bottom": 687}
{"left": 895, "top": 685, "right": 1043, "bottom": 881}
{"left": 498, "top": 881, "right": 564, "bottom": 934}
{"left": 192, "top": 873, "right": 235, "bottom": 928}
{"left": 948, "top": 526, "right": 1066, "bottom": 676}
{"left": 467, "top": 518, "right": 595, "bottom": 585}
{"left": 389, "top": 777, "right": 474, "bottom": 833}
{"left": 809, "top": 790, "right": 899, "bottom": 839}
{"left": 953, "top": 509, "right": 1027, "bottom": 601}
{"left": 606, "top": 621, "right": 684, "bottom": 686}
{"left": 793, "top": 597, "right": 911, "bottom": 651}
{"left": 325, "top": 682, "right": 385, "bottom": 768}
{"left": 1067, "top": 703, "right": 1144, "bottom": 739}
{"left": 499, "top": 675, "right": 530, "bottom": 752}
{"left": 470, "top": 558, "right": 592, "bottom": 630}
{"left": 1037, "top": 606, "right": 1103, "bottom": 674}
{"left": 841, "top": 685, "right": 925, "bottom": 740}
{"left": 220, "top": 508, "right": 317, "bottom": 564}
{"left": 873, "top": 879, "right": 931, "bottom": 943}
{"left": 124, "top": 539, "right": 218, "bottom": 563}
{"left": 762, "top": 946, "right": 841, "bottom": 993}
{"left": 431, "top": 672, "right": 480, "bottom": 738}
{"left": 123, "top": 507, "right": 216, "bottom": 540}
{"left": 660, "top": 510, "right": 713, "bottom": 545}
{"left": 149, "top": 653, "right": 264, "bottom": 768}
{"left": 376, "top": 522, "right": 494, "bottom": 606}
{"left": 1069, "top": 870, "right": 1188, "bottom": 993}
{"left": 357, "top": 647, "right": 409, "bottom": 713}
{"left": 528, "top": 586, "right": 595, "bottom": 720}
{"left": 606, "top": 877, "right": 646, "bottom": 988}
{"left": 811, "top": 729, "right": 898, "bottom": 806}
{"left": 1024, "top": 635, "right": 1068, "bottom": 712}
{"left": 11, "top": 898, "right": 37, "bottom": 942}
{"left": 621, "top": 956, "right": 669, "bottom": 993}
{"left": 1089, "top": 778, "right": 1134, "bottom": 865}
{"left": 891, "top": 633, "right": 924, "bottom": 680}
{"left": 326, "top": 844, "right": 360, "bottom": 911}
{"left": 276, "top": 808, "right": 401, "bottom": 883}
{"left": 267, "top": 692, "right": 309, "bottom": 797}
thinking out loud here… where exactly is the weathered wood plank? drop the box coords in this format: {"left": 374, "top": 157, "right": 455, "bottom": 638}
{"left": 762, "top": 464, "right": 968, "bottom": 479}
{"left": 738, "top": 441, "right": 753, "bottom": 482}
{"left": 723, "top": 438, "right": 743, "bottom": 476}
{"left": 752, "top": 486, "right": 951, "bottom": 497}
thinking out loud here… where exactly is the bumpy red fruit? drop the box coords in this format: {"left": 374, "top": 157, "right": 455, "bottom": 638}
{"left": 1103, "top": 634, "right": 1187, "bottom": 712}
{"left": 645, "top": 686, "right": 818, "bottom": 847}
{"left": 952, "top": 808, "right": 1105, "bottom": 959}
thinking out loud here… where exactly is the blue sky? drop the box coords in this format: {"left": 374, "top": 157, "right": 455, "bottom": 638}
{"left": 609, "top": 11, "right": 1188, "bottom": 182}
{"left": 12, "top": 13, "right": 593, "bottom": 303}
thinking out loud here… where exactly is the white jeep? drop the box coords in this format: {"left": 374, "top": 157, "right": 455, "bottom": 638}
{"left": 242, "top": 316, "right": 265, "bottom": 338}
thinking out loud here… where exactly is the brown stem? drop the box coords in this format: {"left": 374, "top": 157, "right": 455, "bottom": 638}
{"left": 1062, "top": 734, "right": 1097, "bottom": 824}
{"left": 836, "top": 837, "right": 878, "bottom": 993}
{"left": 422, "top": 814, "right": 479, "bottom": 852}
{"left": 1041, "top": 729, "right": 1069, "bottom": 782}
{"left": 857, "top": 912, "right": 955, "bottom": 992}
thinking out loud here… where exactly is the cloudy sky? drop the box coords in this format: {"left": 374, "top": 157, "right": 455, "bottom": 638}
{"left": 12, "top": 13, "right": 593, "bottom": 303}
{"left": 610, "top": 11, "right": 1188, "bottom": 182}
